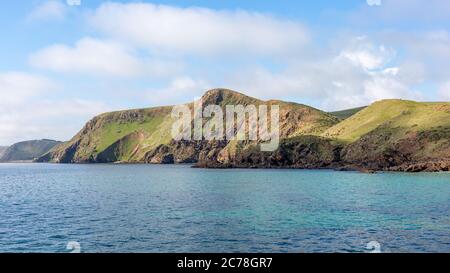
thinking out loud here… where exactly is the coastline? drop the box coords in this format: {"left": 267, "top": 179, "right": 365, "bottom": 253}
{"left": 22, "top": 159, "right": 450, "bottom": 173}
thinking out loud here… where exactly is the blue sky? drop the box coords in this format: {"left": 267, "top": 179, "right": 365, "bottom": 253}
{"left": 1, "top": 0, "right": 450, "bottom": 145}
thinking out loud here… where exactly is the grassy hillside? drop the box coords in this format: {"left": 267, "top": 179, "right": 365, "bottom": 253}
{"left": 329, "top": 106, "right": 366, "bottom": 120}
{"left": 0, "top": 139, "right": 61, "bottom": 162}
{"left": 323, "top": 100, "right": 450, "bottom": 143}
{"left": 40, "top": 106, "right": 174, "bottom": 163}
{"left": 40, "top": 89, "right": 339, "bottom": 163}
{"left": 322, "top": 99, "right": 450, "bottom": 170}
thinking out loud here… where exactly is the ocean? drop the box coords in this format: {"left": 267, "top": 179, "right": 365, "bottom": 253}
{"left": 0, "top": 163, "right": 449, "bottom": 253}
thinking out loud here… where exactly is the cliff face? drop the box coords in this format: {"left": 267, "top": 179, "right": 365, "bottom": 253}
{"left": 37, "top": 89, "right": 450, "bottom": 172}
{"left": 195, "top": 136, "right": 342, "bottom": 169}
{"left": 0, "top": 139, "right": 61, "bottom": 162}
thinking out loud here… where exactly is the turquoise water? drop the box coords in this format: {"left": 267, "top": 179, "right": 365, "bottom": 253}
{"left": 0, "top": 163, "right": 449, "bottom": 253}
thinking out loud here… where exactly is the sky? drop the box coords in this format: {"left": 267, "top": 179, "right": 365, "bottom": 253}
{"left": 1, "top": 0, "right": 450, "bottom": 145}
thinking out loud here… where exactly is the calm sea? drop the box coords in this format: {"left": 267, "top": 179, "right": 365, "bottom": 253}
{"left": 0, "top": 163, "right": 449, "bottom": 253}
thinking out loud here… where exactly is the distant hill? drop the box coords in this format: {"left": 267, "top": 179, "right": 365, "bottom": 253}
{"left": 0, "top": 139, "right": 61, "bottom": 162}
{"left": 37, "top": 89, "right": 450, "bottom": 172}
{"left": 329, "top": 106, "right": 366, "bottom": 120}
{"left": 0, "top": 146, "right": 8, "bottom": 158}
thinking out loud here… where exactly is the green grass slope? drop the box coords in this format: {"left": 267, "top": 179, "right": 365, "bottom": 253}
{"left": 323, "top": 100, "right": 450, "bottom": 143}
{"left": 40, "top": 106, "right": 174, "bottom": 163}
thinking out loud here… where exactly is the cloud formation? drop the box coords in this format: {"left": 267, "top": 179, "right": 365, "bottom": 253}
{"left": 337, "top": 36, "right": 394, "bottom": 70}
{"left": 438, "top": 81, "right": 450, "bottom": 101}
{"left": 27, "top": 0, "right": 67, "bottom": 21}
{"left": 29, "top": 38, "right": 145, "bottom": 77}
{"left": 355, "top": 0, "right": 450, "bottom": 25}
{"left": 145, "top": 76, "right": 211, "bottom": 106}
{"left": 0, "top": 99, "right": 109, "bottom": 145}
{"left": 367, "top": 0, "right": 382, "bottom": 6}
{"left": 225, "top": 36, "right": 422, "bottom": 110}
{"left": 0, "top": 72, "right": 55, "bottom": 106}
{"left": 88, "top": 2, "right": 309, "bottom": 56}
{"left": 0, "top": 72, "right": 108, "bottom": 145}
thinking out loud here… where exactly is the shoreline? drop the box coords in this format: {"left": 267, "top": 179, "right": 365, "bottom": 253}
{"left": 4, "top": 160, "right": 447, "bottom": 173}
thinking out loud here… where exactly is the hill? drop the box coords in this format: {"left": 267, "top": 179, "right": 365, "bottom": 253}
{"left": 38, "top": 89, "right": 339, "bottom": 163}
{"left": 37, "top": 91, "right": 450, "bottom": 172}
{"left": 0, "top": 139, "right": 61, "bottom": 162}
{"left": 323, "top": 99, "right": 450, "bottom": 171}
{"left": 329, "top": 106, "right": 366, "bottom": 120}
{"left": 323, "top": 100, "right": 450, "bottom": 142}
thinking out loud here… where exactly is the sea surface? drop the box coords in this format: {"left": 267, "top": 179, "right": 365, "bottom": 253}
{"left": 0, "top": 163, "right": 449, "bottom": 253}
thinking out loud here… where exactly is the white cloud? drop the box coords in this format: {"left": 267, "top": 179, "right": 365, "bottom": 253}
{"left": 27, "top": 0, "right": 67, "bottom": 21}
{"left": 336, "top": 36, "right": 395, "bottom": 70}
{"left": 226, "top": 66, "right": 319, "bottom": 99}
{"left": 438, "top": 81, "right": 450, "bottom": 101}
{"left": 377, "top": 30, "right": 450, "bottom": 83}
{"left": 405, "top": 31, "right": 450, "bottom": 62}
{"left": 29, "top": 37, "right": 183, "bottom": 77}
{"left": 29, "top": 38, "right": 147, "bottom": 77}
{"left": 319, "top": 68, "right": 421, "bottom": 110}
{"left": 225, "top": 37, "right": 422, "bottom": 110}
{"left": 145, "top": 76, "right": 211, "bottom": 106}
{"left": 364, "top": 71, "right": 420, "bottom": 101}
{"left": 0, "top": 72, "right": 55, "bottom": 106}
{"left": 0, "top": 71, "right": 109, "bottom": 145}
{"left": 367, "top": 0, "right": 382, "bottom": 6}
{"left": 0, "top": 99, "right": 109, "bottom": 145}
{"left": 354, "top": 0, "right": 450, "bottom": 25}
{"left": 88, "top": 2, "right": 309, "bottom": 56}
{"left": 382, "top": 67, "right": 399, "bottom": 76}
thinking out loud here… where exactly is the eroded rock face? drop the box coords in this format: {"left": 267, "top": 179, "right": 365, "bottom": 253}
{"left": 138, "top": 126, "right": 450, "bottom": 172}
{"left": 142, "top": 134, "right": 342, "bottom": 170}
{"left": 96, "top": 131, "right": 146, "bottom": 163}
{"left": 143, "top": 140, "right": 228, "bottom": 164}
{"left": 388, "top": 160, "right": 450, "bottom": 172}
{"left": 35, "top": 140, "right": 80, "bottom": 163}
{"left": 340, "top": 126, "right": 450, "bottom": 172}
{"left": 145, "top": 144, "right": 171, "bottom": 164}
{"left": 193, "top": 136, "right": 342, "bottom": 169}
